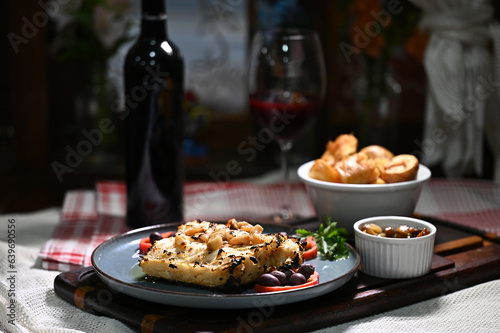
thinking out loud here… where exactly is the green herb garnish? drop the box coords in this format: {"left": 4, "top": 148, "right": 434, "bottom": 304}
{"left": 296, "top": 217, "right": 350, "bottom": 261}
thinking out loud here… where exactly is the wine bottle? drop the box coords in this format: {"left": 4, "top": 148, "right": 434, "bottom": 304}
{"left": 124, "top": 0, "right": 184, "bottom": 228}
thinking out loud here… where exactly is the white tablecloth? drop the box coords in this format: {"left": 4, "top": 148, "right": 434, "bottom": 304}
{"left": 1, "top": 178, "right": 500, "bottom": 333}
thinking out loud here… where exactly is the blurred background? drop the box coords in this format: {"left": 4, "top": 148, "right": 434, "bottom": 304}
{"left": 2, "top": 0, "right": 499, "bottom": 213}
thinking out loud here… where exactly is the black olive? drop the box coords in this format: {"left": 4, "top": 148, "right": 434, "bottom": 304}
{"left": 297, "top": 264, "right": 315, "bottom": 280}
{"left": 270, "top": 270, "right": 287, "bottom": 285}
{"left": 257, "top": 273, "right": 281, "bottom": 286}
{"left": 149, "top": 232, "right": 163, "bottom": 244}
{"left": 280, "top": 268, "right": 294, "bottom": 280}
{"left": 289, "top": 273, "right": 306, "bottom": 285}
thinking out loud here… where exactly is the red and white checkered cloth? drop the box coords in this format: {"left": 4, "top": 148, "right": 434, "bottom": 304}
{"left": 415, "top": 179, "right": 500, "bottom": 236}
{"left": 184, "top": 182, "right": 314, "bottom": 221}
{"left": 38, "top": 179, "right": 500, "bottom": 271}
{"left": 39, "top": 182, "right": 129, "bottom": 272}
{"left": 38, "top": 181, "right": 315, "bottom": 271}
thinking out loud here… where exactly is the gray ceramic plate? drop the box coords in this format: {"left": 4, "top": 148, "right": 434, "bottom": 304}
{"left": 91, "top": 222, "right": 360, "bottom": 309}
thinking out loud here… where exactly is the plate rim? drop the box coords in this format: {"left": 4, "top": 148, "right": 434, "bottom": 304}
{"left": 91, "top": 221, "right": 361, "bottom": 304}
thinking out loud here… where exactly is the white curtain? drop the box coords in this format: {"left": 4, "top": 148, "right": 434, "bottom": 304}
{"left": 410, "top": 0, "right": 500, "bottom": 181}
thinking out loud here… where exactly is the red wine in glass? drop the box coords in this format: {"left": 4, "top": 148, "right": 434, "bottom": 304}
{"left": 249, "top": 89, "right": 322, "bottom": 143}
{"left": 247, "top": 28, "right": 326, "bottom": 221}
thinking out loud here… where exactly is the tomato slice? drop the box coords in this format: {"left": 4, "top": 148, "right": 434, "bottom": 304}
{"left": 303, "top": 236, "right": 318, "bottom": 260}
{"left": 254, "top": 271, "right": 319, "bottom": 293}
{"left": 139, "top": 231, "right": 175, "bottom": 253}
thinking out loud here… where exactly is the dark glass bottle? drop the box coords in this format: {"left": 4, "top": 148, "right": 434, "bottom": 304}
{"left": 124, "top": 0, "right": 184, "bottom": 228}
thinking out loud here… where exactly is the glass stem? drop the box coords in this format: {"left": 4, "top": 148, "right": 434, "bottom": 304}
{"left": 280, "top": 142, "right": 293, "bottom": 220}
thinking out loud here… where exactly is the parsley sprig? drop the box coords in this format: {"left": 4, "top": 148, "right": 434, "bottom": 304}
{"left": 296, "top": 217, "right": 350, "bottom": 261}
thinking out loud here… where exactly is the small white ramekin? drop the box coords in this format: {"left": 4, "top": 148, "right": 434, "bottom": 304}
{"left": 354, "top": 216, "right": 436, "bottom": 279}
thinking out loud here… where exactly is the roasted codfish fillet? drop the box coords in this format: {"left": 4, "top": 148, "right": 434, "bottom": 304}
{"left": 139, "top": 219, "right": 304, "bottom": 289}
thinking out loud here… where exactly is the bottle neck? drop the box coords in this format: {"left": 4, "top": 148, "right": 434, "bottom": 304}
{"left": 140, "top": 0, "right": 168, "bottom": 39}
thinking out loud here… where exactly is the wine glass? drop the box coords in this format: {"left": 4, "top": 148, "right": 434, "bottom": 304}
{"left": 247, "top": 28, "right": 326, "bottom": 222}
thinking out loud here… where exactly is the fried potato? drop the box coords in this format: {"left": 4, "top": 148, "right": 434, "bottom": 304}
{"left": 309, "top": 159, "right": 339, "bottom": 182}
{"left": 309, "top": 134, "right": 419, "bottom": 184}
{"left": 381, "top": 154, "right": 419, "bottom": 183}
{"left": 359, "top": 145, "right": 394, "bottom": 160}
{"left": 334, "top": 153, "right": 380, "bottom": 184}
{"left": 320, "top": 134, "right": 358, "bottom": 166}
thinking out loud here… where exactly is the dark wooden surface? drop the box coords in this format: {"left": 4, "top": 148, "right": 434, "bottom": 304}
{"left": 54, "top": 218, "right": 500, "bottom": 333}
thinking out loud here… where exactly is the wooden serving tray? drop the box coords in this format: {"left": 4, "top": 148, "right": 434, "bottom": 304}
{"left": 54, "top": 219, "right": 500, "bottom": 333}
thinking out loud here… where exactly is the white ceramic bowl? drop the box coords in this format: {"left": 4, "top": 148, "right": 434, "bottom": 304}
{"left": 354, "top": 216, "right": 436, "bottom": 279}
{"left": 297, "top": 160, "right": 431, "bottom": 233}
